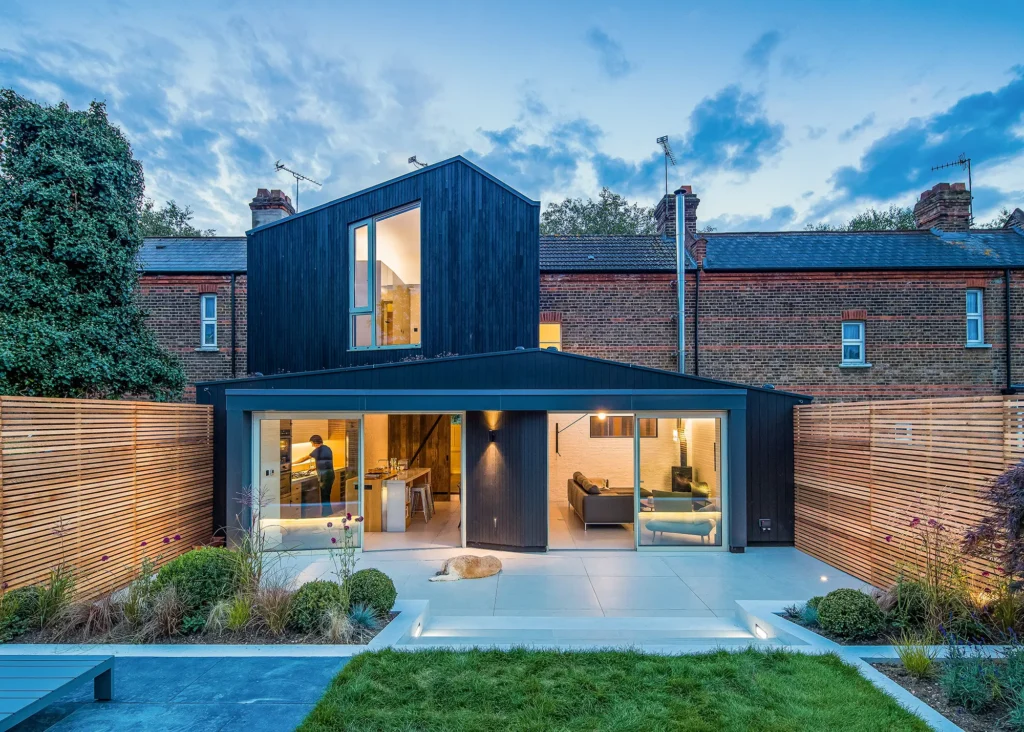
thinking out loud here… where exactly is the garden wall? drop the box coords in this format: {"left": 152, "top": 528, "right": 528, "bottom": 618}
{"left": 794, "top": 395, "right": 1024, "bottom": 588}
{"left": 0, "top": 396, "right": 214, "bottom": 599}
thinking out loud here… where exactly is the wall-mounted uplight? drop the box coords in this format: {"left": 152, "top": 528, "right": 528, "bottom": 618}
{"left": 754, "top": 624, "right": 768, "bottom": 640}
{"left": 597, "top": 412, "right": 607, "bottom": 421}
{"left": 488, "top": 430, "right": 496, "bottom": 443}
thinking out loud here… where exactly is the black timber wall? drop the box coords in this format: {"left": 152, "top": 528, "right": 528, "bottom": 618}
{"left": 464, "top": 410, "right": 548, "bottom": 551}
{"left": 198, "top": 349, "right": 808, "bottom": 545}
{"left": 246, "top": 159, "right": 540, "bottom": 375}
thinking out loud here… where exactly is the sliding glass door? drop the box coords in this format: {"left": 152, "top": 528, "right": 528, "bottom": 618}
{"left": 634, "top": 413, "right": 727, "bottom": 550}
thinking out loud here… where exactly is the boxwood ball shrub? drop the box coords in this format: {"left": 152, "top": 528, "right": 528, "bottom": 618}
{"left": 817, "top": 589, "right": 885, "bottom": 640}
{"left": 345, "top": 568, "right": 397, "bottom": 617}
{"left": 154, "top": 547, "right": 240, "bottom": 616}
{"left": 289, "top": 581, "right": 345, "bottom": 634}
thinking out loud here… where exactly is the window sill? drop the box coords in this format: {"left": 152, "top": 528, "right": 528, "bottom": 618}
{"left": 965, "top": 343, "right": 993, "bottom": 349}
{"left": 195, "top": 346, "right": 220, "bottom": 352}
{"left": 839, "top": 362, "right": 872, "bottom": 368}
{"left": 349, "top": 345, "right": 422, "bottom": 352}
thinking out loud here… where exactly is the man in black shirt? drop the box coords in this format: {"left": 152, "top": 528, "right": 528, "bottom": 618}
{"left": 302, "top": 434, "right": 334, "bottom": 518}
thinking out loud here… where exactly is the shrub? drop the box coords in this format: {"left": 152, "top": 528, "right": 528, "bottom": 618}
{"left": 345, "top": 569, "right": 397, "bottom": 617}
{"left": 800, "top": 604, "right": 819, "bottom": 627}
{"left": 181, "top": 613, "right": 206, "bottom": 634}
{"left": 889, "top": 580, "right": 929, "bottom": 631}
{"left": 806, "top": 596, "right": 823, "bottom": 611}
{"left": 154, "top": 548, "right": 240, "bottom": 616}
{"left": 254, "top": 585, "right": 293, "bottom": 636}
{"left": 940, "top": 638, "right": 996, "bottom": 712}
{"left": 226, "top": 595, "right": 252, "bottom": 632}
{"left": 964, "top": 461, "right": 1024, "bottom": 580}
{"left": 289, "top": 581, "right": 344, "bottom": 634}
{"left": 322, "top": 608, "right": 352, "bottom": 643}
{"left": 893, "top": 630, "right": 937, "bottom": 679}
{"left": 0, "top": 586, "right": 39, "bottom": 642}
{"left": 817, "top": 589, "right": 885, "bottom": 640}
{"left": 142, "top": 585, "right": 185, "bottom": 639}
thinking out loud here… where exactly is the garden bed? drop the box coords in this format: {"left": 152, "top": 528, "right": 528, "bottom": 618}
{"left": 874, "top": 662, "right": 1013, "bottom": 732}
{"left": 297, "top": 648, "right": 930, "bottom": 731}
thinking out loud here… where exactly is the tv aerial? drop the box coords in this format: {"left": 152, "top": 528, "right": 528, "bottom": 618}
{"left": 408, "top": 156, "right": 428, "bottom": 169}
{"left": 931, "top": 153, "right": 973, "bottom": 224}
{"left": 656, "top": 136, "right": 677, "bottom": 200}
{"left": 274, "top": 160, "right": 322, "bottom": 212}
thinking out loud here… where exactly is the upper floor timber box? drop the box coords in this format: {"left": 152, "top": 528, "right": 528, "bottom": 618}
{"left": 246, "top": 156, "right": 541, "bottom": 376}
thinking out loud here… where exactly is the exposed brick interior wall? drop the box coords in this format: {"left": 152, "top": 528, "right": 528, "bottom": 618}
{"left": 543, "top": 269, "right": 1012, "bottom": 403}
{"left": 138, "top": 274, "right": 247, "bottom": 401}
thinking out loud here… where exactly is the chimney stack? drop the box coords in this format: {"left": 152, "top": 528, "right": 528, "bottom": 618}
{"left": 913, "top": 182, "right": 971, "bottom": 232}
{"left": 655, "top": 186, "right": 700, "bottom": 242}
{"left": 249, "top": 188, "right": 295, "bottom": 229}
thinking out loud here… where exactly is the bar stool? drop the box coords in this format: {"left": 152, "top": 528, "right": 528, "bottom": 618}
{"left": 411, "top": 485, "right": 432, "bottom": 522}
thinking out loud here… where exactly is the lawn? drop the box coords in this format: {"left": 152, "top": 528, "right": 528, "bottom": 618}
{"left": 298, "top": 648, "right": 929, "bottom": 732}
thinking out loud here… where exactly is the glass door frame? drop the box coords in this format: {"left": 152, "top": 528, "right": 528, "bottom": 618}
{"left": 633, "top": 410, "right": 729, "bottom": 552}
{"left": 251, "top": 411, "right": 365, "bottom": 551}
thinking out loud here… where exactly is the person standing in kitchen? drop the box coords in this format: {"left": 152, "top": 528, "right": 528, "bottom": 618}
{"left": 301, "top": 435, "right": 334, "bottom": 518}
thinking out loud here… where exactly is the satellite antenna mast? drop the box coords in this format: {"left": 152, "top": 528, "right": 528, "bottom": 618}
{"left": 274, "top": 160, "right": 322, "bottom": 212}
{"left": 931, "top": 153, "right": 973, "bottom": 224}
{"left": 656, "top": 136, "right": 677, "bottom": 201}
{"left": 408, "top": 156, "right": 428, "bottom": 169}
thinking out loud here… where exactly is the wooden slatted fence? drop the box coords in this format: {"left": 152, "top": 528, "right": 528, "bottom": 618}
{"left": 0, "top": 397, "right": 214, "bottom": 599}
{"left": 794, "top": 395, "right": 1024, "bottom": 588}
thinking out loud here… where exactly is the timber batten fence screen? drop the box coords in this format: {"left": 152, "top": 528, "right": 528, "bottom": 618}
{"left": 0, "top": 397, "right": 214, "bottom": 599}
{"left": 794, "top": 395, "right": 1024, "bottom": 588}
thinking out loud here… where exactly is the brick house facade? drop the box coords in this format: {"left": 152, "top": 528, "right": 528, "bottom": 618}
{"left": 541, "top": 184, "right": 1024, "bottom": 403}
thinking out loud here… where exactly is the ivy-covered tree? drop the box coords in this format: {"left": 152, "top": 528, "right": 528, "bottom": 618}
{"left": 541, "top": 188, "right": 656, "bottom": 236}
{"left": 140, "top": 198, "right": 215, "bottom": 237}
{"left": 0, "top": 90, "right": 185, "bottom": 400}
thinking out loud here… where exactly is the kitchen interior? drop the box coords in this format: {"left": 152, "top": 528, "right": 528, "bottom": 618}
{"left": 257, "top": 413, "right": 462, "bottom": 551}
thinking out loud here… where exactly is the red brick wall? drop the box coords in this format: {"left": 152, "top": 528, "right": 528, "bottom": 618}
{"left": 138, "top": 274, "right": 247, "bottom": 401}
{"left": 543, "top": 269, "right": 1012, "bottom": 403}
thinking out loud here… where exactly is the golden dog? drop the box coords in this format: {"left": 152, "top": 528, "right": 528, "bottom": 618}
{"left": 429, "top": 555, "right": 503, "bottom": 581}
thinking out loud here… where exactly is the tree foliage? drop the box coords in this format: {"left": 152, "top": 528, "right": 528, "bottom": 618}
{"left": 140, "top": 199, "right": 215, "bottom": 237}
{"left": 963, "top": 461, "right": 1024, "bottom": 581}
{"left": 541, "top": 188, "right": 656, "bottom": 236}
{"left": 806, "top": 204, "right": 916, "bottom": 232}
{"left": 0, "top": 90, "right": 185, "bottom": 400}
{"left": 977, "top": 207, "right": 1014, "bottom": 230}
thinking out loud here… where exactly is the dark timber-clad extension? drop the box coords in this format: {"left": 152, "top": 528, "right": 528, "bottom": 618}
{"left": 246, "top": 156, "right": 540, "bottom": 375}
{"left": 198, "top": 349, "right": 808, "bottom": 551}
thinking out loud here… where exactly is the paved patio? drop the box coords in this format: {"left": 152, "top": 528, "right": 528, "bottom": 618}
{"left": 272, "top": 545, "right": 870, "bottom": 617}
{"left": 11, "top": 656, "right": 347, "bottom": 731}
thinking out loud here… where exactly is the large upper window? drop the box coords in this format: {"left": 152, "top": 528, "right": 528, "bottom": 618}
{"left": 349, "top": 204, "right": 421, "bottom": 349}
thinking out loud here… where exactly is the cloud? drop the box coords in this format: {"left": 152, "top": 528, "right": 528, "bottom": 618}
{"left": 827, "top": 68, "right": 1024, "bottom": 205}
{"left": 585, "top": 27, "right": 632, "bottom": 78}
{"left": 781, "top": 56, "right": 812, "bottom": 80}
{"left": 838, "top": 113, "right": 876, "bottom": 142}
{"left": 805, "top": 126, "right": 827, "bottom": 140}
{"left": 742, "top": 31, "right": 781, "bottom": 69}
{"left": 703, "top": 205, "right": 798, "bottom": 232}
{"left": 680, "top": 85, "right": 785, "bottom": 174}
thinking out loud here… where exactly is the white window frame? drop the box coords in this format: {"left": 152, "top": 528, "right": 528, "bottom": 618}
{"left": 200, "top": 294, "right": 217, "bottom": 348}
{"left": 348, "top": 202, "right": 422, "bottom": 350}
{"left": 841, "top": 320, "right": 865, "bottom": 366}
{"left": 966, "top": 288, "right": 985, "bottom": 346}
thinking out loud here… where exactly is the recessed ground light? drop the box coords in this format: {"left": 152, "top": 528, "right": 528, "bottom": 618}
{"left": 754, "top": 624, "right": 768, "bottom": 639}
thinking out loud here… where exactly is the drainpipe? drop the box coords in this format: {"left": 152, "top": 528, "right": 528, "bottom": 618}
{"left": 230, "top": 273, "right": 237, "bottom": 378}
{"left": 1005, "top": 268, "right": 1015, "bottom": 394}
{"left": 676, "top": 189, "right": 686, "bottom": 373}
{"left": 694, "top": 267, "right": 701, "bottom": 376}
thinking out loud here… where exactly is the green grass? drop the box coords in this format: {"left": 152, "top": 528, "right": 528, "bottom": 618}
{"left": 298, "top": 648, "right": 928, "bottom": 732}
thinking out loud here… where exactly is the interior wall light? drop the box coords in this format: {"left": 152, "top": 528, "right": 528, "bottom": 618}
{"left": 597, "top": 412, "right": 607, "bottom": 420}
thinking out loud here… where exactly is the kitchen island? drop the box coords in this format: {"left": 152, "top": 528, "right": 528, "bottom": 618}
{"left": 381, "top": 468, "right": 432, "bottom": 532}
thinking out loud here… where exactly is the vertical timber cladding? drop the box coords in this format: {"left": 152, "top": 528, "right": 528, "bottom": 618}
{"left": 0, "top": 396, "right": 214, "bottom": 599}
{"left": 245, "top": 157, "right": 541, "bottom": 376}
{"left": 793, "top": 395, "right": 1024, "bottom": 588}
{"left": 464, "top": 410, "right": 547, "bottom": 551}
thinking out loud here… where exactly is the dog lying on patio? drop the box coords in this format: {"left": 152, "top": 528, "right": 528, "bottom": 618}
{"left": 429, "top": 555, "right": 502, "bottom": 581}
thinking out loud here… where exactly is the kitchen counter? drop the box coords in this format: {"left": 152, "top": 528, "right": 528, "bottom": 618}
{"left": 382, "top": 468, "right": 432, "bottom": 532}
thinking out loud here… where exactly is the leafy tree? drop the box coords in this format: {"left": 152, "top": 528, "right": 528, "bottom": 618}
{"left": 541, "top": 188, "right": 656, "bottom": 236}
{"left": 977, "top": 207, "right": 1014, "bottom": 230}
{"left": 140, "top": 198, "right": 215, "bottom": 237}
{"left": 0, "top": 90, "right": 185, "bottom": 400}
{"left": 806, "top": 204, "right": 916, "bottom": 232}
{"left": 963, "top": 460, "right": 1024, "bottom": 582}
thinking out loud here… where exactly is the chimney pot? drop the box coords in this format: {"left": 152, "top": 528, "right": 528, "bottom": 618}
{"left": 913, "top": 182, "right": 972, "bottom": 232}
{"left": 249, "top": 187, "right": 296, "bottom": 229}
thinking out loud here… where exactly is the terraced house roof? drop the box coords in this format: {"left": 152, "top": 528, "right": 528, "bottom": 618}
{"left": 539, "top": 235, "right": 694, "bottom": 271}
{"left": 138, "top": 237, "right": 247, "bottom": 273}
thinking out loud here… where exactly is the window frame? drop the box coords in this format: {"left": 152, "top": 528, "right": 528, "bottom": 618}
{"left": 348, "top": 202, "right": 422, "bottom": 351}
{"left": 840, "top": 320, "right": 865, "bottom": 366}
{"left": 590, "top": 416, "right": 658, "bottom": 439}
{"left": 200, "top": 294, "right": 217, "bottom": 348}
{"left": 539, "top": 322, "right": 562, "bottom": 351}
{"left": 966, "top": 288, "right": 985, "bottom": 346}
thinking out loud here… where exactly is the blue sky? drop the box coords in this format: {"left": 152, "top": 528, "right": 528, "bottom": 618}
{"left": 2, "top": 0, "right": 1021, "bottom": 234}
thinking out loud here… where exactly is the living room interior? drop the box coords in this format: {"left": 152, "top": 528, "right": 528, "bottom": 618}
{"left": 548, "top": 413, "right": 725, "bottom": 550}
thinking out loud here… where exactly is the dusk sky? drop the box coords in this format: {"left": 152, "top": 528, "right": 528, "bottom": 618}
{"left": 2, "top": 0, "right": 1021, "bottom": 234}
